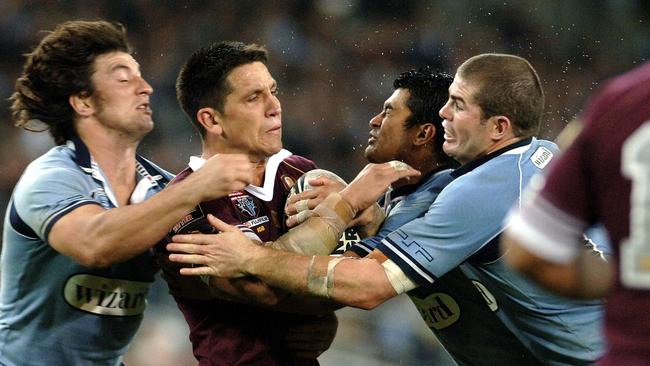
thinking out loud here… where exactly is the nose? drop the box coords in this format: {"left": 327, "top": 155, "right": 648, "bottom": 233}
{"left": 138, "top": 76, "right": 153, "bottom": 96}
{"left": 266, "top": 92, "right": 281, "bottom": 117}
{"left": 369, "top": 113, "right": 382, "bottom": 128}
{"left": 439, "top": 100, "right": 452, "bottom": 121}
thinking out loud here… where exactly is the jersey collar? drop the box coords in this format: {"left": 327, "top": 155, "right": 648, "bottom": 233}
{"left": 450, "top": 137, "right": 534, "bottom": 178}
{"left": 66, "top": 137, "right": 168, "bottom": 206}
{"left": 187, "top": 149, "right": 292, "bottom": 202}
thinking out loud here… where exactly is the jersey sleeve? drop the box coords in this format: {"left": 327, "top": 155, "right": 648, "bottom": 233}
{"left": 354, "top": 186, "right": 438, "bottom": 255}
{"left": 377, "top": 168, "right": 522, "bottom": 285}
{"left": 12, "top": 164, "right": 102, "bottom": 242}
{"left": 504, "top": 125, "right": 595, "bottom": 264}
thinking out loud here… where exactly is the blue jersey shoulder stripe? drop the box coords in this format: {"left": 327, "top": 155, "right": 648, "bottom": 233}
{"left": 43, "top": 201, "right": 101, "bottom": 240}
{"left": 380, "top": 234, "right": 437, "bottom": 284}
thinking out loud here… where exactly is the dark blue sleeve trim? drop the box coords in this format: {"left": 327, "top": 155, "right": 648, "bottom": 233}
{"left": 9, "top": 202, "right": 38, "bottom": 239}
{"left": 377, "top": 234, "right": 437, "bottom": 285}
{"left": 348, "top": 242, "right": 373, "bottom": 257}
{"left": 43, "top": 201, "right": 102, "bottom": 240}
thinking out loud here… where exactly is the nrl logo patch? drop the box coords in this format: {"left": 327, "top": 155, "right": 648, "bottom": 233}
{"left": 232, "top": 195, "right": 258, "bottom": 218}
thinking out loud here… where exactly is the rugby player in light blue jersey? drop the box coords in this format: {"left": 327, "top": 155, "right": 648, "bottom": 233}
{"left": 1, "top": 20, "right": 255, "bottom": 366}
{"left": 167, "top": 54, "right": 606, "bottom": 365}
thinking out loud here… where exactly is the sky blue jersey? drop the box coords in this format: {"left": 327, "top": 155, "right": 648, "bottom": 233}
{"left": 376, "top": 138, "right": 605, "bottom": 365}
{"left": 350, "top": 164, "right": 544, "bottom": 365}
{"left": 0, "top": 138, "right": 171, "bottom": 366}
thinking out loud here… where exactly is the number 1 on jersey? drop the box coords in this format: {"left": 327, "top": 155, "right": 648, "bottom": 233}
{"left": 621, "top": 121, "right": 650, "bottom": 288}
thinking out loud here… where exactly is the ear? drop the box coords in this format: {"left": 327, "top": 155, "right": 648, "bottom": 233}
{"left": 69, "top": 94, "right": 94, "bottom": 117}
{"left": 413, "top": 123, "right": 436, "bottom": 147}
{"left": 489, "top": 115, "right": 514, "bottom": 140}
{"left": 197, "top": 107, "right": 223, "bottom": 136}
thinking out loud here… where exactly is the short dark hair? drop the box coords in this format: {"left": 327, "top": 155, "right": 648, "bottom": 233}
{"left": 10, "top": 20, "right": 131, "bottom": 145}
{"left": 176, "top": 41, "right": 268, "bottom": 137}
{"left": 457, "top": 53, "right": 544, "bottom": 137}
{"left": 394, "top": 68, "right": 454, "bottom": 164}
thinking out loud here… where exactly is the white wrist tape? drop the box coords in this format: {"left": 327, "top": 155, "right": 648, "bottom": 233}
{"left": 306, "top": 255, "right": 355, "bottom": 298}
{"left": 382, "top": 259, "right": 417, "bottom": 294}
{"left": 270, "top": 192, "right": 356, "bottom": 255}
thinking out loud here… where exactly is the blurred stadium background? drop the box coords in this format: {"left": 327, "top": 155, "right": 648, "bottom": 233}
{"left": 1, "top": 1, "right": 648, "bottom": 365}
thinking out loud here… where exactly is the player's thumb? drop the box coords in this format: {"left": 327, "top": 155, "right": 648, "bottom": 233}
{"left": 206, "top": 214, "right": 236, "bottom": 232}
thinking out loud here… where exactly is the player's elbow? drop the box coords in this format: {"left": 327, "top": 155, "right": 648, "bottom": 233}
{"left": 72, "top": 239, "right": 124, "bottom": 268}
{"left": 73, "top": 251, "right": 114, "bottom": 268}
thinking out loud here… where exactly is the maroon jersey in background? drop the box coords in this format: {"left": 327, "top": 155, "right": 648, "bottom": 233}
{"left": 159, "top": 150, "right": 319, "bottom": 366}
{"left": 540, "top": 61, "right": 650, "bottom": 365}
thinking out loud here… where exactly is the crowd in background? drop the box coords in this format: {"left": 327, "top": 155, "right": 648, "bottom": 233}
{"left": 1, "top": 1, "right": 648, "bottom": 365}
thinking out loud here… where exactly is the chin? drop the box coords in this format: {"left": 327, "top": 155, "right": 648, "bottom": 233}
{"left": 266, "top": 144, "right": 283, "bottom": 156}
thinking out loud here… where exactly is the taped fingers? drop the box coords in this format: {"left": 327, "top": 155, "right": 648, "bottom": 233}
{"left": 388, "top": 160, "right": 412, "bottom": 171}
{"left": 294, "top": 199, "right": 310, "bottom": 213}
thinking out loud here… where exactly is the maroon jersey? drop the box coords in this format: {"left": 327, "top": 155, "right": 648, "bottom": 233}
{"left": 519, "top": 62, "right": 650, "bottom": 365}
{"left": 160, "top": 150, "right": 319, "bottom": 366}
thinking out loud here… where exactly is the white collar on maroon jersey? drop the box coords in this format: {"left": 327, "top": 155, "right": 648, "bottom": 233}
{"left": 187, "top": 149, "right": 292, "bottom": 202}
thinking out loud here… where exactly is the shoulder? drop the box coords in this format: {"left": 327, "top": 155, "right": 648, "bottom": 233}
{"left": 280, "top": 153, "right": 318, "bottom": 175}
{"left": 584, "top": 61, "right": 650, "bottom": 126}
{"left": 421, "top": 168, "right": 455, "bottom": 193}
{"left": 16, "top": 146, "right": 86, "bottom": 194}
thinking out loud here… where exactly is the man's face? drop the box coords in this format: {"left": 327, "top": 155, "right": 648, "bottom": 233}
{"left": 364, "top": 88, "right": 414, "bottom": 163}
{"left": 438, "top": 74, "right": 492, "bottom": 165}
{"left": 89, "top": 51, "right": 154, "bottom": 139}
{"left": 218, "top": 61, "right": 282, "bottom": 160}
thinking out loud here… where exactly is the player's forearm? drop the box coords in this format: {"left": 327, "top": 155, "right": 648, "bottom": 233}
{"left": 76, "top": 179, "right": 208, "bottom": 266}
{"left": 269, "top": 192, "right": 356, "bottom": 255}
{"left": 245, "top": 249, "right": 396, "bottom": 310}
{"left": 504, "top": 236, "right": 613, "bottom": 299}
{"left": 538, "top": 250, "right": 613, "bottom": 299}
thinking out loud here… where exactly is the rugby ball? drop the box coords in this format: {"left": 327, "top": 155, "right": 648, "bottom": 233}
{"left": 287, "top": 169, "right": 361, "bottom": 255}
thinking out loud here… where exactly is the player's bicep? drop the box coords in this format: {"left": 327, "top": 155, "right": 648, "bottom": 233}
{"left": 47, "top": 203, "right": 105, "bottom": 259}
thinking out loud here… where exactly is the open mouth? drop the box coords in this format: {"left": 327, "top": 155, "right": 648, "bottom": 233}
{"left": 137, "top": 103, "right": 152, "bottom": 114}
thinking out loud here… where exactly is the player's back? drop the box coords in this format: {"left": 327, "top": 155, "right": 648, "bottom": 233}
{"left": 549, "top": 61, "right": 650, "bottom": 364}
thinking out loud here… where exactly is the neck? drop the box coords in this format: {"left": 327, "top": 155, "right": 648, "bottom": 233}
{"left": 77, "top": 134, "right": 139, "bottom": 206}
{"left": 201, "top": 141, "right": 270, "bottom": 187}
{"left": 486, "top": 136, "right": 527, "bottom": 156}
{"left": 392, "top": 151, "right": 449, "bottom": 189}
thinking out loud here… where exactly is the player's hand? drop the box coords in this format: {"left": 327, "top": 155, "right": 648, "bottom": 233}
{"left": 191, "top": 154, "right": 256, "bottom": 201}
{"left": 286, "top": 176, "right": 346, "bottom": 215}
{"left": 349, "top": 203, "right": 385, "bottom": 237}
{"left": 342, "top": 161, "right": 420, "bottom": 212}
{"left": 167, "top": 214, "right": 261, "bottom": 278}
{"left": 286, "top": 312, "right": 338, "bottom": 359}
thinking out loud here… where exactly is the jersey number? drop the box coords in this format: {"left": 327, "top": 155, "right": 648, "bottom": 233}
{"left": 621, "top": 121, "right": 650, "bottom": 288}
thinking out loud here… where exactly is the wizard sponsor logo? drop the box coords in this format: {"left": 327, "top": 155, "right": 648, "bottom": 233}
{"left": 64, "top": 274, "right": 150, "bottom": 316}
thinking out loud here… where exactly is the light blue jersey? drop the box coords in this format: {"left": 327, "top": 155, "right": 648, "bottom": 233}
{"left": 350, "top": 168, "right": 455, "bottom": 256}
{"left": 0, "top": 138, "right": 171, "bottom": 366}
{"left": 376, "top": 138, "right": 605, "bottom": 365}
{"left": 351, "top": 165, "right": 544, "bottom": 365}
